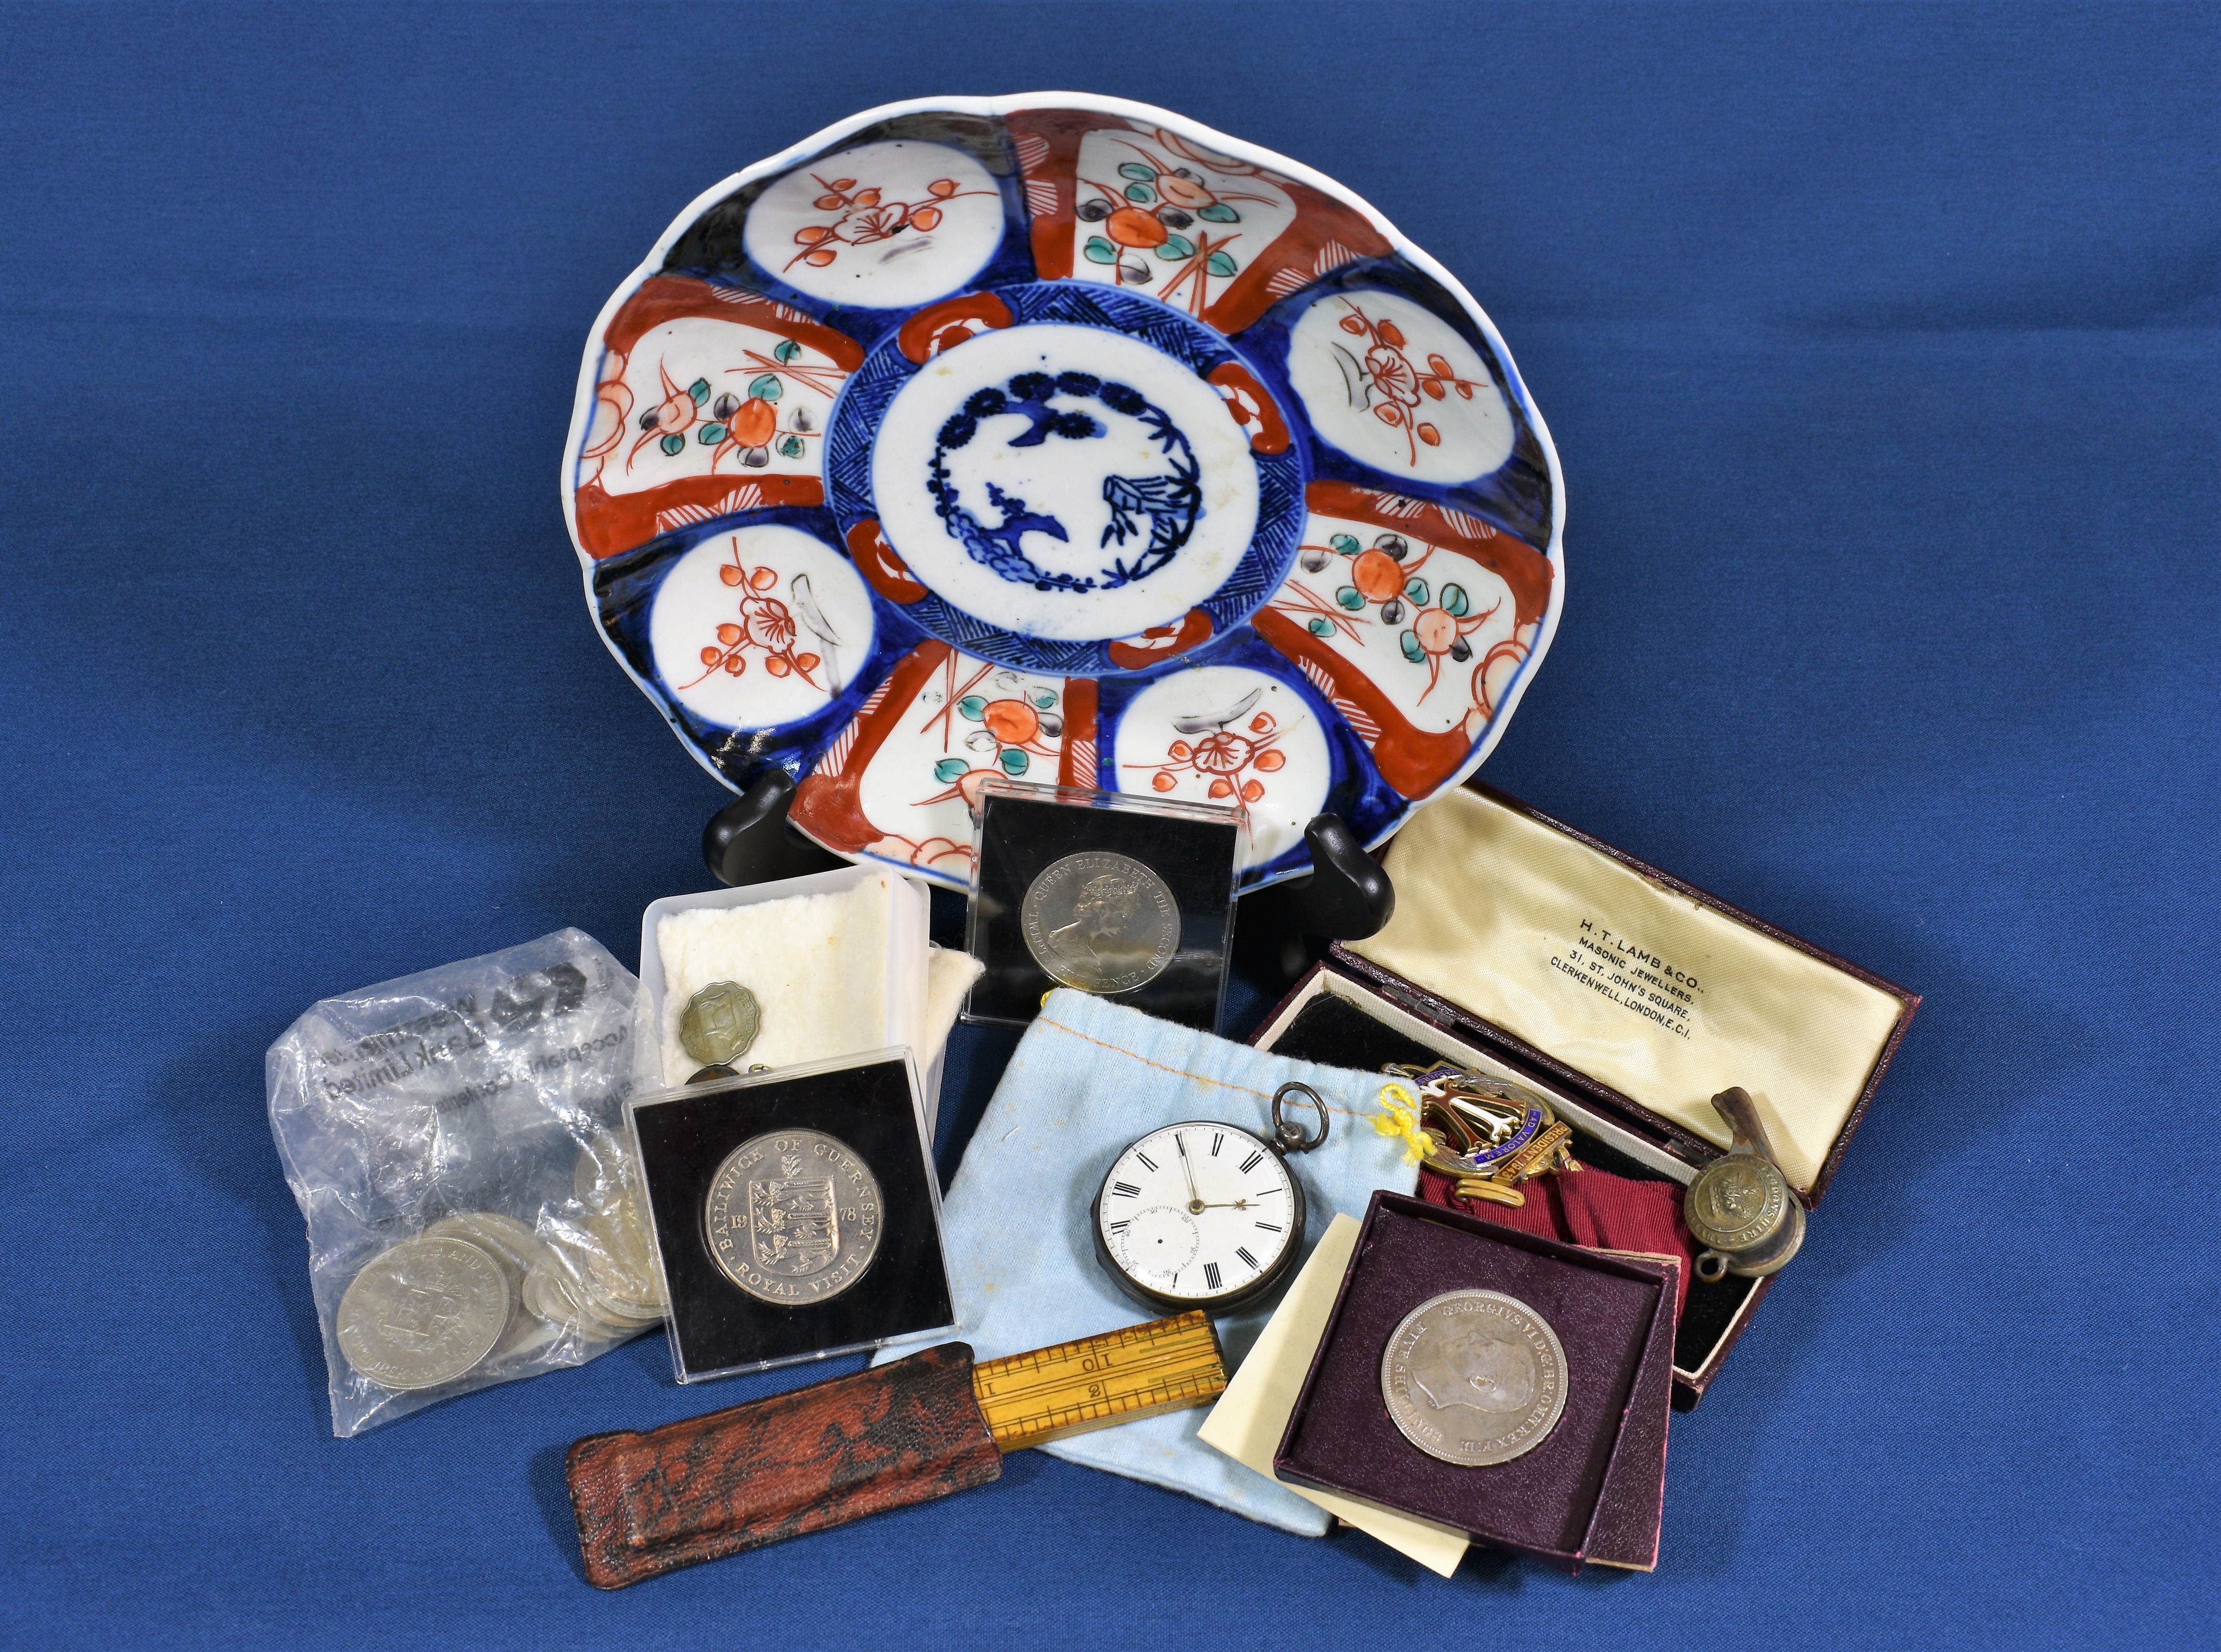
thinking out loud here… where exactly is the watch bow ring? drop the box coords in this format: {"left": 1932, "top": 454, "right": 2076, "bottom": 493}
{"left": 1270, "top": 1082, "right": 1329, "bottom": 1154}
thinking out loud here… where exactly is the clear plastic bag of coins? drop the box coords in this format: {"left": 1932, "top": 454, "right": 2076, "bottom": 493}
{"left": 624, "top": 1047, "right": 957, "bottom": 1382}
{"left": 266, "top": 928, "right": 661, "bottom": 1436}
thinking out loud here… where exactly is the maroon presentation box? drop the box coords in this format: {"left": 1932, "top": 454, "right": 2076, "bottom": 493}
{"left": 1274, "top": 1192, "right": 1676, "bottom": 1573}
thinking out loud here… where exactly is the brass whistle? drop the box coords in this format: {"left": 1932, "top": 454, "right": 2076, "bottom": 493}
{"left": 1684, "top": 1087, "right": 1805, "bottom": 1283}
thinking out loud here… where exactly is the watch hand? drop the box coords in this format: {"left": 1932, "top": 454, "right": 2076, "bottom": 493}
{"left": 1193, "top": 1199, "right": 1253, "bottom": 1210}
{"left": 1175, "top": 1131, "right": 1204, "bottom": 1214}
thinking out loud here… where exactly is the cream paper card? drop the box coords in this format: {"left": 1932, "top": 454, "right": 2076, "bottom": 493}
{"left": 1348, "top": 789, "right": 1905, "bottom": 1190}
{"left": 1198, "top": 1214, "right": 1469, "bottom": 1578}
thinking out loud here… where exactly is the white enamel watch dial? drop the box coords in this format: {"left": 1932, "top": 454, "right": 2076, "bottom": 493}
{"left": 1091, "top": 1121, "right": 1305, "bottom": 1313}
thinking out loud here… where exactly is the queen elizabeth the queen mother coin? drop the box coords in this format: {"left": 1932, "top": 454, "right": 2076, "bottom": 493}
{"left": 1381, "top": 1289, "right": 1568, "bottom": 1467}
{"left": 1020, "top": 850, "right": 1181, "bottom": 994}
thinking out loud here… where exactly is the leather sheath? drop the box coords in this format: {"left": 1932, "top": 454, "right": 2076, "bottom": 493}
{"left": 566, "top": 1342, "right": 1002, "bottom": 1589}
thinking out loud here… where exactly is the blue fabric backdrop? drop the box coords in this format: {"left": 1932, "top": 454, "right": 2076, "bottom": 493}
{"left": 3, "top": 4, "right": 2214, "bottom": 1646}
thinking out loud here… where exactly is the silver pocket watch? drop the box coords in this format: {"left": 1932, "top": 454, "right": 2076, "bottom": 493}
{"left": 1090, "top": 1083, "right": 1328, "bottom": 1315}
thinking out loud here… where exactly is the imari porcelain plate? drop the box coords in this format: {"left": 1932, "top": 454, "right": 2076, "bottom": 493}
{"left": 563, "top": 94, "right": 1564, "bottom": 892}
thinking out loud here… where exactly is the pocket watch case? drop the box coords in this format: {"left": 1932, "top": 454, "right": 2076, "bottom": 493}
{"left": 1274, "top": 1192, "right": 1676, "bottom": 1573}
{"left": 1247, "top": 782, "right": 1918, "bottom": 1404}
{"left": 626, "top": 1049, "right": 956, "bottom": 1383}
{"left": 963, "top": 779, "right": 1245, "bottom": 1032}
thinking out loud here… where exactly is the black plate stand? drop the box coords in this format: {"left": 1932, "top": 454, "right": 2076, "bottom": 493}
{"left": 700, "top": 769, "right": 848, "bottom": 887}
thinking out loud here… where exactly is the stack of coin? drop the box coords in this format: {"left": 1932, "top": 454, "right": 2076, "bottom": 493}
{"left": 420, "top": 1210, "right": 573, "bottom": 1367}
{"left": 533, "top": 1138, "right": 666, "bottom": 1335}
{"left": 332, "top": 1145, "right": 670, "bottom": 1394}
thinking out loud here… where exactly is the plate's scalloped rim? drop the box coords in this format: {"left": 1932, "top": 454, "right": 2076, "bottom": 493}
{"left": 560, "top": 91, "right": 1566, "bottom": 890}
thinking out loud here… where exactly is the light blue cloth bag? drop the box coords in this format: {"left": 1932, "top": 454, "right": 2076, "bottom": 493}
{"left": 877, "top": 989, "right": 1415, "bottom": 1534}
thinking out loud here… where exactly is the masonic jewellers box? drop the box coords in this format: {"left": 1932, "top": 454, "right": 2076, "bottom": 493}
{"left": 1250, "top": 783, "right": 1918, "bottom": 1405}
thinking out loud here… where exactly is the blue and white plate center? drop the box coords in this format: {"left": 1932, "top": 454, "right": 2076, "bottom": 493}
{"left": 870, "top": 323, "right": 1260, "bottom": 643}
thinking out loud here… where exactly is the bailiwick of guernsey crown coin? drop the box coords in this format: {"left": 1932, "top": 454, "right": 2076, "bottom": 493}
{"left": 1019, "top": 851, "right": 1181, "bottom": 994}
{"left": 1381, "top": 1290, "right": 1568, "bottom": 1467}
{"left": 703, "top": 1129, "right": 882, "bottom": 1306}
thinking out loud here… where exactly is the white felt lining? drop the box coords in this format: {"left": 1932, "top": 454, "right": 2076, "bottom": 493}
{"left": 635, "top": 866, "right": 950, "bottom": 1127}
